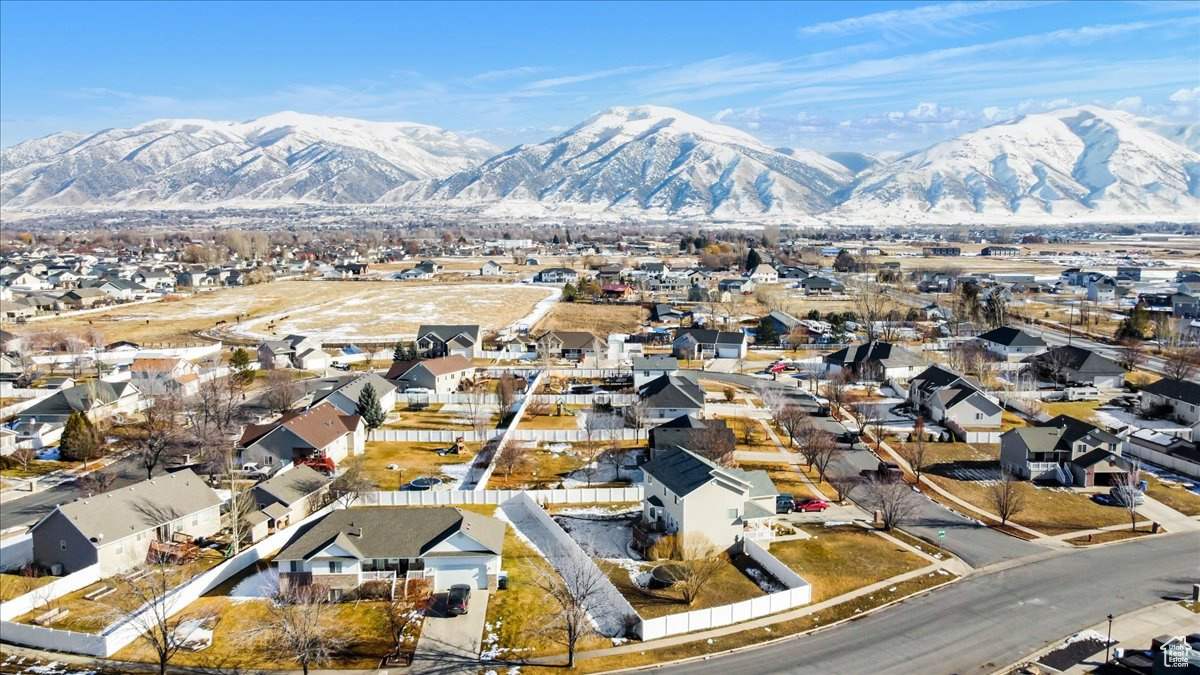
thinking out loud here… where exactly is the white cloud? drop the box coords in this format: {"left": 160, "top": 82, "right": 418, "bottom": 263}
{"left": 1114, "top": 96, "right": 1144, "bottom": 111}
{"left": 1169, "top": 86, "right": 1200, "bottom": 103}
{"left": 798, "top": 1, "right": 1045, "bottom": 39}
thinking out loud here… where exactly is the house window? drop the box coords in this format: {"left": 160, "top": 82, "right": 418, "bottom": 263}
{"left": 329, "top": 561, "right": 343, "bottom": 574}
{"left": 192, "top": 514, "right": 199, "bottom": 526}
{"left": 290, "top": 561, "right": 302, "bottom": 573}
{"left": 265, "top": 456, "right": 274, "bottom": 465}
{"left": 115, "top": 541, "right": 123, "bottom": 555}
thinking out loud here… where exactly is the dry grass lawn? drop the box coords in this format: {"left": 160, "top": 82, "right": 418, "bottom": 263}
{"left": 535, "top": 302, "right": 646, "bottom": 335}
{"left": 517, "top": 405, "right": 587, "bottom": 430}
{"left": 15, "top": 280, "right": 553, "bottom": 344}
{"left": 1001, "top": 410, "right": 1029, "bottom": 431}
{"left": 768, "top": 526, "right": 927, "bottom": 603}
{"left": 0, "top": 573, "right": 56, "bottom": 602}
{"left": 0, "top": 460, "right": 68, "bottom": 480}
{"left": 1144, "top": 474, "right": 1200, "bottom": 517}
{"left": 1064, "top": 528, "right": 1154, "bottom": 545}
{"left": 598, "top": 552, "right": 770, "bottom": 620}
{"left": 114, "top": 596, "right": 392, "bottom": 670}
{"left": 359, "top": 441, "right": 474, "bottom": 490}
{"left": 488, "top": 440, "right": 642, "bottom": 489}
{"left": 383, "top": 403, "right": 501, "bottom": 431}
{"left": 1041, "top": 400, "right": 1103, "bottom": 423}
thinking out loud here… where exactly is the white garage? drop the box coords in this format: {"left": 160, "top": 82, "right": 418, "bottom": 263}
{"left": 433, "top": 560, "right": 490, "bottom": 590}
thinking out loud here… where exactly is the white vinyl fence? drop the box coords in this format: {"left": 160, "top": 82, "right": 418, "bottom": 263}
{"left": 361, "top": 486, "right": 644, "bottom": 507}
{"left": 0, "top": 563, "right": 103, "bottom": 622}
{"left": 509, "top": 428, "right": 642, "bottom": 443}
{"left": 1122, "top": 444, "right": 1200, "bottom": 480}
{"left": 0, "top": 503, "right": 337, "bottom": 657}
{"left": 469, "top": 369, "right": 544, "bottom": 490}
{"left": 399, "top": 392, "right": 500, "bottom": 405}
{"left": 529, "top": 394, "right": 638, "bottom": 405}
{"left": 369, "top": 429, "right": 490, "bottom": 443}
{"left": 638, "top": 539, "right": 812, "bottom": 641}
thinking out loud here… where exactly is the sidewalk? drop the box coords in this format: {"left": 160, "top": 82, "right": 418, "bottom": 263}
{"left": 994, "top": 600, "right": 1199, "bottom": 674}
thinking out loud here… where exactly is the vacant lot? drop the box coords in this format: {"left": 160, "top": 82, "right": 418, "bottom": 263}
{"left": 535, "top": 301, "right": 646, "bottom": 335}
{"left": 18, "top": 280, "right": 554, "bottom": 345}
{"left": 770, "top": 526, "right": 927, "bottom": 603}
{"left": 383, "top": 403, "right": 500, "bottom": 431}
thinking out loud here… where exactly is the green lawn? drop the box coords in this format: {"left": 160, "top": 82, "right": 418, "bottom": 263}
{"left": 768, "top": 526, "right": 927, "bottom": 603}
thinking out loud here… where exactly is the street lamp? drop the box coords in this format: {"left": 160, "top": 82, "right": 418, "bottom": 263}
{"left": 1105, "top": 613, "right": 1114, "bottom": 664}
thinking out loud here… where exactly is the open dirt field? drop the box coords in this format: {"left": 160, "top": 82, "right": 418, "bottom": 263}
{"left": 14, "top": 281, "right": 556, "bottom": 345}
{"left": 535, "top": 301, "right": 647, "bottom": 335}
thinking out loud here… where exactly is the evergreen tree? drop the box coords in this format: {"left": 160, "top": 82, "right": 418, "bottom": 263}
{"left": 1116, "top": 304, "right": 1152, "bottom": 341}
{"left": 230, "top": 347, "right": 255, "bottom": 387}
{"left": 60, "top": 411, "right": 103, "bottom": 463}
{"left": 356, "top": 384, "right": 387, "bottom": 430}
{"left": 756, "top": 317, "right": 781, "bottom": 346}
{"left": 745, "top": 248, "right": 762, "bottom": 272}
{"left": 552, "top": 234, "right": 560, "bottom": 245}
{"left": 392, "top": 340, "right": 405, "bottom": 362}
{"left": 562, "top": 282, "right": 579, "bottom": 302}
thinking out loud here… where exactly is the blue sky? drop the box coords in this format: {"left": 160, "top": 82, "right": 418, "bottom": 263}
{"left": 2, "top": 1, "right": 1198, "bottom": 151}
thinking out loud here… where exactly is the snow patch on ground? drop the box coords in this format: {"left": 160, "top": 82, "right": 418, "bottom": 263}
{"left": 439, "top": 462, "right": 471, "bottom": 489}
{"left": 745, "top": 566, "right": 786, "bottom": 593}
{"left": 554, "top": 512, "right": 639, "bottom": 559}
{"left": 228, "top": 566, "right": 275, "bottom": 600}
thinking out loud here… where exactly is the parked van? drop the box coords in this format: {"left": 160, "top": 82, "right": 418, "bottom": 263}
{"left": 1065, "top": 387, "right": 1101, "bottom": 402}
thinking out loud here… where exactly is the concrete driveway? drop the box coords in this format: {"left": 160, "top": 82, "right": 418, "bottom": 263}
{"left": 410, "top": 589, "right": 489, "bottom": 673}
{"left": 778, "top": 503, "right": 866, "bottom": 524}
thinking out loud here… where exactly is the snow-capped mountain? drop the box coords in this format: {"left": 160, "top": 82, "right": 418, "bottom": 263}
{"left": 835, "top": 106, "right": 1200, "bottom": 220}
{"left": 391, "top": 106, "right": 853, "bottom": 217}
{"left": 1, "top": 112, "right": 498, "bottom": 207}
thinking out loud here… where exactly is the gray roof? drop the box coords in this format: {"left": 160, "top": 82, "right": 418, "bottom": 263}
{"left": 253, "top": 465, "right": 331, "bottom": 507}
{"left": 632, "top": 355, "right": 679, "bottom": 371}
{"left": 36, "top": 469, "right": 220, "bottom": 541}
{"left": 674, "top": 328, "right": 745, "bottom": 346}
{"left": 639, "top": 374, "right": 705, "bottom": 410}
{"left": 1024, "top": 345, "right": 1123, "bottom": 376}
{"left": 1004, "top": 415, "right": 1119, "bottom": 455}
{"left": 19, "top": 381, "right": 136, "bottom": 422}
{"left": 642, "top": 446, "right": 776, "bottom": 499}
{"left": 824, "top": 341, "right": 926, "bottom": 368}
{"left": 765, "top": 310, "right": 801, "bottom": 330}
{"left": 1141, "top": 378, "right": 1200, "bottom": 406}
{"left": 274, "top": 506, "right": 505, "bottom": 561}
{"left": 417, "top": 324, "right": 480, "bottom": 344}
{"left": 311, "top": 372, "right": 396, "bottom": 411}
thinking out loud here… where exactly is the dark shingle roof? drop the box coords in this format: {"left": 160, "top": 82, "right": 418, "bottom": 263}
{"left": 639, "top": 374, "right": 705, "bottom": 410}
{"left": 1142, "top": 378, "right": 1200, "bottom": 406}
{"left": 253, "top": 465, "right": 332, "bottom": 507}
{"left": 978, "top": 326, "right": 1046, "bottom": 348}
{"left": 824, "top": 341, "right": 926, "bottom": 368}
{"left": 274, "top": 506, "right": 504, "bottom": 561}
{"left": 1024, "top": 345, "right": 1123, "bottom": 376}
{"left": 642, "top": 447, "right": 728, "bottom": 497}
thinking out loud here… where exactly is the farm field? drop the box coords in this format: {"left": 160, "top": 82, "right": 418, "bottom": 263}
{"left": 16, "top": 281, "right": 554, "bottom": 345}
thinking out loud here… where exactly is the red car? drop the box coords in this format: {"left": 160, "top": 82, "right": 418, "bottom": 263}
{"left": 793, "top": 498, "right": 830, "bottom": 512}
{"left": 768, "top": 361, "right": 789, "bottom": 374}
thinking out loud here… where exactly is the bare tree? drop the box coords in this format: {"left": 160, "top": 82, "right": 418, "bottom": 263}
{"left": 240, "top": 578, "right": 348, "bottom": 675}
{"left": 648, "top": 534, "right": 725, "bottom": 606}
{"left": 495, "top": 372, "right": 518, "bottom": 417}
{"left": 601, "top": 423, "right": 626, "bottom": 482}
{"left": 1036, "top": 347, "right": 1074, "bottom": 388}
{"left": 1115, "top": 338, "right": 1145, "bottom": 372}
{"left": 775, "top": 405, "right": 809, "bottom": 451}
{"left": 262, "top": 369, "right": 304, "bottom": 414}
{"left": 10, "top": 447, "right": 37, "bottom": 472}
{"left": 464, "top": 386, "right": 494, "bottom": 452}
{"left": 494, "top": 440, "right": 528, "bottom": 482}
{"left": 827, "top": 473, "right": 860, "bottom": 503}
{"left": 578, "top": 413, "right": 607, "bottom": 486}
{"left": 385, "top": 580, "right": 430, "bottom": 661}
{"left": 330, "top": 456, "right": 373, "bottom": 503}
{"left": 623, "top": 397, "right": 651, "bottom": 443}
{"left": 794, "top": 417, "right": 825, "bottom": 467}
{"left": 863, "top": 477, "right": 919, "bottom": 530}
{"left": 1163, "top": 346, "right": 1200, "bottom": 383}
{"left": 852, "top": 279, "right": 898, "bottom": 343}
{"left": 809, "top": 433, "right": 842, "bottom": 482}
{"left": 898, "top": 434, "right": 930, "bottom": 483}
{"left": 108, "top": 554, "right": 219, "bottom": 675}
{"left": 1111, "top": 460, "right": 1143, "bottom": 532}
{"left": 526, "top": 547, "right": 610, "bottom": 667}
{"left": 987, "top": 469, "right": 1026, "bottom": 526}
{"left": 690, "top": 420, "right": 736, "bottom": 467}
{"left": 124, "top": 394, "right": 185, "bottom": 479}
{"left": 77, "top": 470, "right": 118, "bottom": 495}
{"left": 822, "top": 370, "right": 849, "bottom": 410}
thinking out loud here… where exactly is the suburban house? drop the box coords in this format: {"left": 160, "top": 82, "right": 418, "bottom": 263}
{"left": 981, "top": 246, "right": 1021, "bottom": 257}
{"left": 251, "top": 464, "right": 333, "bottom": 532}
{"left": 758, "top": 310, "right": 802, "bottom": 342}
{"left": 479, "top": 261, "right": 503, "bottom": 276}
{"left": 745, "top": 264, "right": 779, "bottom": 284}
{"left": 1023, "top": 345, "right": 1126, "bottom": 389}
{"left": 907, "top": 365, "right": 1002, "bottom": 440}
{"left": 129, "top": 356, "right": 201, "bottom": 397}
{"left": 798, "top": 276, "right": 845, "bottom": 295}
{"left": 30, "top": 469, "right": 222, "bottom": 575}
{"left": 60, "top": 288, "right": 111, "bottom": 309}
{"left": 975, "top": 326, "right": 1047, "bottom": 361}
{"left": 534, "top": 331, "right": 608, "bottom": 360}
{"left": 533, "top": 267, "right": 579, "bottom": 284}
{"left": 1123, "top": 429, "right": 1200, "bottom": 480}
{"left": 1085, "top": 277, "right": 1120, "bottom": 303}
{"left": 999, "top": 415, "right": 1128, "bottom": 486}
{"left": 274, "top": 506, "right": 505, "bottom": 599}
{"left": 258, "top": 334, "right": 331, "bottom": 371}
{"left": 648, "top": 414, "right": 734, "bottom": 457}
{"left": 636, "top": 446, "right": 778, "bottom": 552}
{"left": 386, "top": 355, "right": 475, "bottom": 394}
{"left": 1138, "top": 379, "right": 1200, "bottom": 436}
{"left": 238, "top": 402, "right": 365, "bottom": 474}
{"left": 638, "top": 374, "right": 706, "bottom": 420}
{"left": 17, "top": 380, "right": 142, "bottom": 429}
{"left": 672, "top": 328, "right": 748, "bottom": 360}
{"left": 415, "top": 324, "right": 480, "bottom": 360}
{"left": 717, "top": 278, "right": 754, "bottom": 294}
{"left": 650, "top": 303, "right": 689, "bottom": 323}
{"left": 632, "top": 355, "right": 680, "bottom": 388}
{"left": 823, "top": 341, "right": 927, "bottom": 380}
{"left": 309, "top": 372, "right": 398, "bottom": 415}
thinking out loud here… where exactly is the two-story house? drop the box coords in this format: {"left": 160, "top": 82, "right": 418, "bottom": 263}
{"left": 415, "top": 325, "right": 480, "bottom": 360}
{"left": 1138, "top": 379, "right": 1200, "bottom": 437}
{"left": 999, "top": 415, "right": 1128, "bottom": 486}
{"left": 386, "top": 355, "right": 475, "bottom": 394}
{"left": 238, "top": 402, "right": 365, "bottom": 474}
{"left": 129, "top": 356, "right": 201, "bottom": 397}
{"left": 975, "top": 326, "right": 1047, "bottom": 362}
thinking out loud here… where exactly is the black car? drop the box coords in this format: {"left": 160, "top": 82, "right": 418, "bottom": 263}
{"left": 446, "top": 584, "right": 471, "bottom": 616}
{"left": 813, "top": 405, "right": 832, "bottom": 417}
{"left": 776, "top": 493, "right": 795, "bottom": 514}
{"left": 837, "top": 430, "right": 862, "bottom": 444}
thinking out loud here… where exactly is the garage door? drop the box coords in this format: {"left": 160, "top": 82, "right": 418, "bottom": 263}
{"left": 435, "top": 563, "right": 487, "bottom": 590}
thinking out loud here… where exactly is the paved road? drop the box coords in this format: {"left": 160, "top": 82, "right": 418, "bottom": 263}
{"left": 662, "top": 531, "right": 1200, "bottom": 675}
{"left": 1, "top": 454, "right": 168, "bottom": 528}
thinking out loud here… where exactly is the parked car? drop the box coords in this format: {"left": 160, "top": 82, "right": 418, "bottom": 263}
{"left": 1091, "top": 493, "right": 1114, "bottom": 506}
{"left": 330, "top": 362, "right": 351, "bottom": 371}
{"left": 837, "top": 430, "right": 862, "bottom": 445}
{"left": 813, "top": 405, "right": 832, "bottom": 417}
{"left": 446, "top": 584, "right": 471, "bottom": 616}
{"left": 793, "top": 498, "right": 830, "bottom": 512}
{"left": 1109, "top": 485, "right": 1145, "bottom": 506}
{"left": 767, "top": 361, "right": 789, "bottom": 374}
{"left": 860, "top": 461, "right": 903, "bottom": 482}
{"left": 776, "top": 493, "right": 795, "bottom": 514}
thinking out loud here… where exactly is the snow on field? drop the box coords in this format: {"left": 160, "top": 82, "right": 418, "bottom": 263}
{"left": 945, "top": 465, "right": 1000, "bottom": 485}
{"left": 745, "top": 566, "right": 786, "bottom": 593}
{"left": 440, "top": 462, "right": 471, "bottom": 488}
{"left": 563, "top": 449, "right": 638, "bottom": 487}
{"left": 554, "top": 512, "right": 639, "bottom": 559}
{"left": 1139, "top": 464, "right": 1200, "bottom": 495}
{"left": 1094, "top": 408, "right": 1189, "bottom": 434}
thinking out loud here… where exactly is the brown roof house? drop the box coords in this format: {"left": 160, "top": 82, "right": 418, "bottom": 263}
{"left": 386, "top": 355, "right": 475, "bottom": 394}
{"left": 238, "top": 402, "right": 365, "bottom": 475}
{"left": 251, "top": 464, "right": 333, "bottom": 532}
{"left": 129, "top": 356, "right": 201, "bottom": 397}
{"left": 275, "top": 506, "right": 505, "bottom": 600}
{"left": 30, "top": 469, "right": 221, "bottom": 575}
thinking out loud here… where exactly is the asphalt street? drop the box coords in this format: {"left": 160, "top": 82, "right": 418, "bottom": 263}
{"left": 662, "top": 531, "right": 1200, "bottom": 675}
